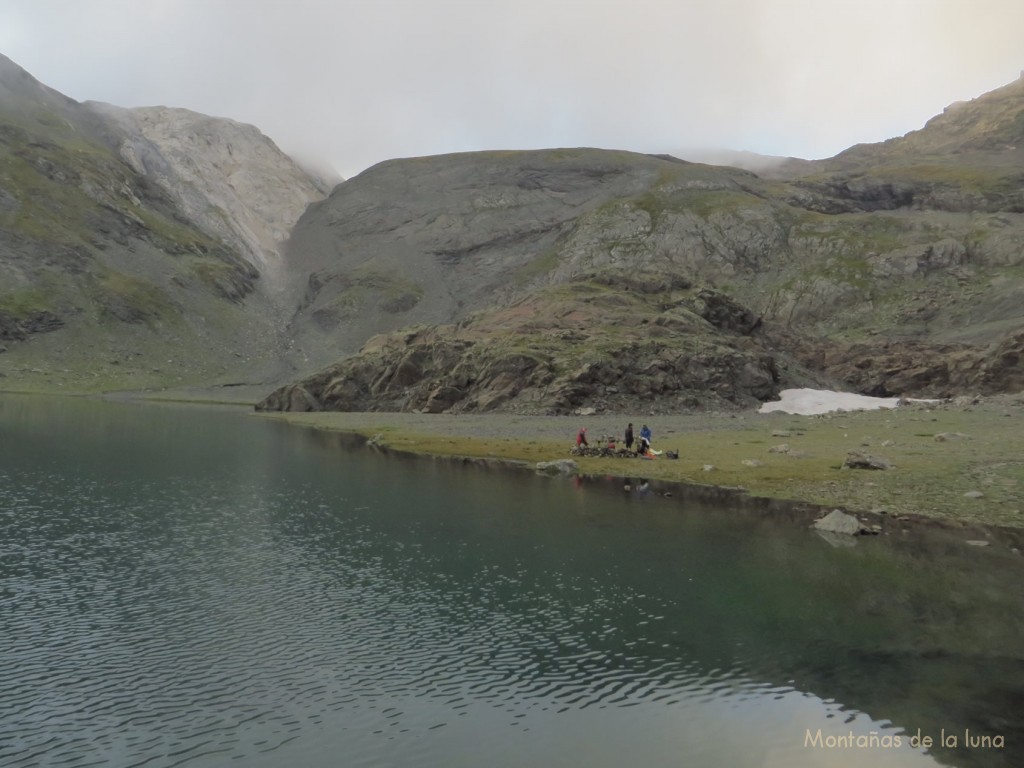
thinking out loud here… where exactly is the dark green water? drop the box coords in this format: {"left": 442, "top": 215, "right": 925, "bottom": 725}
{"left": 1, "top": 396, "right": 1021, "bottom": 768}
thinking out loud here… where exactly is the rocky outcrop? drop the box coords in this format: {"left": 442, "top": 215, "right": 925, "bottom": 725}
{"left": 793, "top": 330, "right": 1024, "bottom": 398}
{"left": 255, "top": 333, "right": 785, "bottom": 415}
{"left": 0, "top": 309, "right": 64, "bottom": 340}
{"left": 255, "top": 274, "right": 812, "bottom": 414}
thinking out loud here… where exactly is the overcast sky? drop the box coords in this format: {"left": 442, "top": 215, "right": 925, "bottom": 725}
{"left": 2, "top": 0, "right": 1022, "bottom": 179}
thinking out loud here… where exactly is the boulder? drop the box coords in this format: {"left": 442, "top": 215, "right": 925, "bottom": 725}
{"left": 813, "top": 509, "right": 863, "bottom": 535}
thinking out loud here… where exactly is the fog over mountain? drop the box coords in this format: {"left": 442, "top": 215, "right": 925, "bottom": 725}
{"left": 1, "top": 1, "right": 1022, "bottom": 178}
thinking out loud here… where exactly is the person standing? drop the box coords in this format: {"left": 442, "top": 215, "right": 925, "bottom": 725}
{"left": 624, "top": 423, "right": 634, "bottom": 452}
{"left": 576, "top": 427, "right": 589, "bottom": 448}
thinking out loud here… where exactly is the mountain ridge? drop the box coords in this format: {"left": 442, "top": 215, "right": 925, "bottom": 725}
{"left": 1, "top": 51, "right": 1022, "bottom": 411}
{"left": 261, "top": 75, "right": 1024, "bottom": 413}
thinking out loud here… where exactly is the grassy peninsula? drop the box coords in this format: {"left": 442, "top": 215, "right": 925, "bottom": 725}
{"left": 257, "top": 393, "right": 1024, "bottom": 533}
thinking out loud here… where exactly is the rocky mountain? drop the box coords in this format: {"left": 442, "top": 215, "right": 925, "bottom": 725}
{"left": 260, "top": 75, "right": 1024, "bottom": 413}
{"left": 0, "top": 53, "right": 327, "bottom": 392}
{"left": 2, "top": 52, "right": 1021, "bottom": 411}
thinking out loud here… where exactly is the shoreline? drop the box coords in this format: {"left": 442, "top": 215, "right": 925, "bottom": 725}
{"left": 5, "top": 386, "right": 1020, "bottom": 547}
{"left": 254, "top": 396, "right": 1024, "bottom": 549}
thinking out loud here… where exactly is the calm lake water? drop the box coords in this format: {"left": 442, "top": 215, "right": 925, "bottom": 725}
{"left": 1, "top": 396, "right": 1022, "bottom": 768}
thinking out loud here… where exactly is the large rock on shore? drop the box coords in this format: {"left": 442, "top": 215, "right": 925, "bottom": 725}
{"left": 813, "top": 510, "right": 863, "bottom": 535}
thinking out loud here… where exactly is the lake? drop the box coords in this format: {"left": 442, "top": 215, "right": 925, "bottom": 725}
{"left": 1, "top": 395, "right": 1021, "bottom": 767}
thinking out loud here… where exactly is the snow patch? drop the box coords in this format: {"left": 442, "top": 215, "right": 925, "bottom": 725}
{"left": 759, "top": 388, "right": 939, "bottom": 416}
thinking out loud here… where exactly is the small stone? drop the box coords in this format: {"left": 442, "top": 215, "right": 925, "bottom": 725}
{"left": 934, "top": 432, "right": 971, "bottom": 442}
{"left": 963, "top": 490, "right": 984, "bottom": 499}
{"left": 842, "top": 451, "right": 892, "bottom": 470}
{"left": 771, "top": 430, "right": 792, "bottom": 437}
{"left": 965, "top": 540, "right": 991, "bottom": 547}
{"left": 702, "top": 464, "right": 715, "bottom": 472}
{"left": 768, "top": 443, "right": 790, "bottom": 454}
{"left": 741, "top": 459, "right": 763, "bottom": 467}
{"left": 881, "top": 440, "right": 895, "bottom": 447}
{"left": 536, "top": 459, "right": 579, "bottom": 475}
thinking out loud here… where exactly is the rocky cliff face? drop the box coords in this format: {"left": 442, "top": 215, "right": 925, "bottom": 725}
{"left": 87, "top": 103, "right": 330, "bottom": 288}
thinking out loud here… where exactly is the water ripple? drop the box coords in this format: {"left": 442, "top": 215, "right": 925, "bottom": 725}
{"left": 4, "top": 402, "right": 1018, "bottom": 768}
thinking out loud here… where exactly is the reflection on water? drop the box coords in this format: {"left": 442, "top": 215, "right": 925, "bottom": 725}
{"left": 0, "top": 396, "right": 1021, "bottom": 768}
